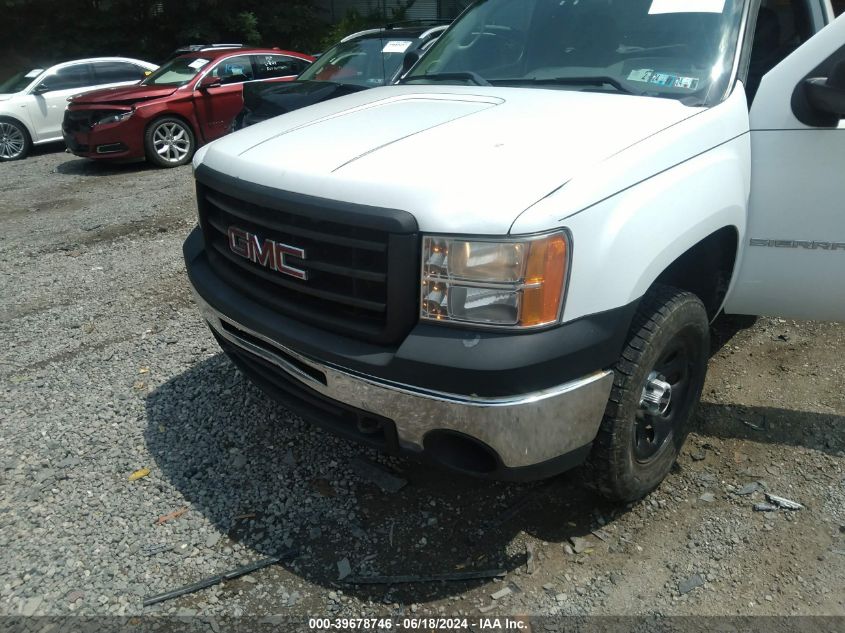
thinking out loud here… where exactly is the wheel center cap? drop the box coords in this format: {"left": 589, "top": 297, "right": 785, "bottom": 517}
{"left": 640, "top": 371, "right": 672, "bottom": 416}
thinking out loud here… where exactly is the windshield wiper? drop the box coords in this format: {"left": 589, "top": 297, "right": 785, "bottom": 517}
{"left": 495, "top": 76, "right": 633, "bottom": 94}
{"left": 402, "top": 72, "right": 492, "bottom": 87}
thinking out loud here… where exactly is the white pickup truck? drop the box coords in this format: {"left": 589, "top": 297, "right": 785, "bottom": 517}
{"left": 184, "top": 0, "right": 845, "bottom": 501}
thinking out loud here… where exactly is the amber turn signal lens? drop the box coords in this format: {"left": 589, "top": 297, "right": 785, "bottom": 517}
{"left": 520, "top": 233, "right": 568, "bottom": 327}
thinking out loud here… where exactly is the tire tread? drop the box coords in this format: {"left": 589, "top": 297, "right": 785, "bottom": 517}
{"left": 586, "top": 284, "right": 709, "bottom": 501}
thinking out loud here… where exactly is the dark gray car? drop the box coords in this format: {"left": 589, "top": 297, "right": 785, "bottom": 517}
{"left": 233, "top": 24, "right": 448, "bottom": 131}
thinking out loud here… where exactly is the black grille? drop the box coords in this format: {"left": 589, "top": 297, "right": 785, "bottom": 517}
{"left": 196, "top": 166, "right": 420, "bottom": 345}
{"left": 63, "top": 110, "right": 101, "bottom": 132}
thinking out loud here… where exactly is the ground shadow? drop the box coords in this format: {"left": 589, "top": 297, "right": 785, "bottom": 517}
{"left": 144, "top": 353, "right": 843, "bottom": 604}
{"left": 54, "top": 155, "right": 160, "bottom": 177}
{"left": 144, "top": 354, "right": 623, "bottom": 604}
{"left": 695, "top": 402, "right": 845, "bottom": 455}
{"left": 709, "top": 313, "right": 759, "bottom": 356}
{"left": 28, "top": 140, "right": 67, "bottom": 158}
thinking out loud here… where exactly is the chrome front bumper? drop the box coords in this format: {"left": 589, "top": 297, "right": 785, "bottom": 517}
{"left": 195, "top": 292, "right": 613, "bottom": 469}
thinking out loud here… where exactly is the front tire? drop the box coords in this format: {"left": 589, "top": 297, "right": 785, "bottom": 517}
{"left": 144, "top": 117, "right": 195, "bottom": 168}
{"left": 587, "top": 285, "right": 709, "bottom": 502}
{"left": 0, "top": 119, "right": 31, "bottom": 161}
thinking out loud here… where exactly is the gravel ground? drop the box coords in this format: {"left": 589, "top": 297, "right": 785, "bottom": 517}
{"left": 1, "top": 147, "right": 844, "bottom": 625}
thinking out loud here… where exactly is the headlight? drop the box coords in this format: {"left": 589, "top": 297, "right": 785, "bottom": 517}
{"left": 93, "top": 111, "right": 133, "bottom": 126}
{"left": 421, "top": 231, "right": 569, "bottom": 328}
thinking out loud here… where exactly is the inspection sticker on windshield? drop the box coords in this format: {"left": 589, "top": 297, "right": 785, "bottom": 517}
{"left": 188, "top": 58, "right": 210, "bottom": 70}
{"left": 628, "top": 69, "right": 699, "bottom": 90}
{"left": 25, "top": 69, "right": 44, "bottom": 78}
{"left": 649, "top": 0, "right": 726, "bottom": 13}
{"left": 383, "top": 40, "right": 412, "bottom": 54}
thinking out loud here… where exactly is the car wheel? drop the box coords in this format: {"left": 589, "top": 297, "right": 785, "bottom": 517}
{"left": 144, "top": 117, "right": 195, "bottom": 168}
{"left": 0, "top": 119, "right": 31, "bottom": 161}
{"left": 586, "top": 284, "right": 709, "bottom": 502}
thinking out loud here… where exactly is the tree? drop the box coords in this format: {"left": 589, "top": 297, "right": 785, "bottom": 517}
{"left": 319, "top": 0, "right": 418, "bottom": 50}
{"left": 1, "top": 0, "right": 329, "bottom": 66}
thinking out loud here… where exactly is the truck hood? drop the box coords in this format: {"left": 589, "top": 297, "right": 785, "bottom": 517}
{"left": 69, "top": 83, "right": 177, "bottom": 106}
{"left": 0, "top": 94, "right": 14, "bottom": 102}
{"left": 199, "top": 85, "right": 702, "bottom": 234}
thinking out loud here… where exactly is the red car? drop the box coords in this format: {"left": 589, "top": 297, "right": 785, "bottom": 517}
{"left": 63, "top": 47, "right": 314, "bottom": 167}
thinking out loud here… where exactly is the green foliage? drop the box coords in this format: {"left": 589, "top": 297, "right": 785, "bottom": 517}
{"left": 1, "top": 0, "right": 329, "bottom": 65}
{"left": 224, "top": 11, "right": 261, "bottom": 45}
{"left": 0, "top": 0, "right": 462, "bottom": 67}
{"left": 320, "top": 1, "right": 417, "bottom": 50}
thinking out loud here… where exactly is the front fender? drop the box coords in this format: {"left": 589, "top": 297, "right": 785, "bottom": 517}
{"left": 563, "top": 137, "right": 749, "bottom": 323}
{"left": 511, "top": 87, "right": 752, "bottom": 324}
{"left": 0, "top": 103, "right": 36, "bottom": 142}
{"left": 134, "top": 95, "right": 203, "bottom": 144}
{"left": 561, "top": 138, "right": 750, "bottom": 323}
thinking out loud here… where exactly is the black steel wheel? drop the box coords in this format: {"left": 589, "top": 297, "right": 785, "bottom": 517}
{"left": 634, "top": 333, "right": 697, "bottom": 462}
{"left": 586, "top": 284, "right": 709, "bottom": 502}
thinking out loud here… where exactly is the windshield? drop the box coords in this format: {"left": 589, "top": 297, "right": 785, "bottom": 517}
{"left": 299, "top": 37, "right": 418, "bottom": 86}
{"left": 407, "top": 0, "right": 745, "bottom": 105}
{"left": 142, "top": 56, "right": 210, "bottom": 87}
{"left": 0, "top": 68, "right": 45, "bottom": 93}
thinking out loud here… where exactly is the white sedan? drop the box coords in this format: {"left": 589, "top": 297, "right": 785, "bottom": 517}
{"left": 0, "top": 57, "right": 158, "bottom": 161}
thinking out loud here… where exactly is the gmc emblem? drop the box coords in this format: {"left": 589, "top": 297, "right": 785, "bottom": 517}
{"left": 228, "top": 227, "right": 308, "bottom": 280}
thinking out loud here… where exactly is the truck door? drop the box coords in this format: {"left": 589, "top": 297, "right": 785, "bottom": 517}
{"left": 193, "top": 55, "right": 255, "bottom": 143}
{"left": 724, "top": 13, "right": 845, "bottom": 321}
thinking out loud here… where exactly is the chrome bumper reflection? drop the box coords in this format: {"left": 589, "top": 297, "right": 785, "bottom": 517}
{"left": 194, "top": 292, "right": 613, "bottom": 468}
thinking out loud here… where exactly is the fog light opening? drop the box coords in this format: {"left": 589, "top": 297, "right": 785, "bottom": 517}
{"left": 357, "top": 417, "right": 383, "bottom": 436}
{"left": 96, "top": 143, "right": 126, "bottom": 154}
{"left": 424, "top": 430, "right": 499, "bottom": 475}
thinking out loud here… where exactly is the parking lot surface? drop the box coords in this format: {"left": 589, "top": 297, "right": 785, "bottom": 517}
{"left": 1, "top": 148, "right": 844, "bottom": 620}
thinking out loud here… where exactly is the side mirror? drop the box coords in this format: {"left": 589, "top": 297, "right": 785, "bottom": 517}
{"left": 198, "top": 75, "right": 222, "bottom": 90}
{"left": 402, "top": 51, "right": 421, "bottom": 76}
{"left": 32, "top": 82, "right": 52, "bottom": 95}
{"left": 803, "top": 60, "right": 845, "bottom": 119}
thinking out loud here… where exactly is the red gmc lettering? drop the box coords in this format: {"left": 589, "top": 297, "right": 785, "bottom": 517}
{"left": 228, "top": 227, "right": 250, "bottom": 258}
{"left": 275, "top": 243, "right": 308, "bottom": 280}
{"left": 227, "top": 227, "right": 308, "bottom": 280}
{"left": 249, "top": 234, "right": 276, "bottom": 270}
